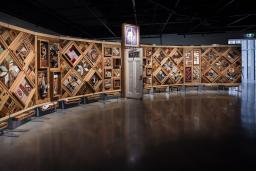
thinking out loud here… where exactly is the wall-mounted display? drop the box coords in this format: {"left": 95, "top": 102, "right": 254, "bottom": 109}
{"left": 38, "top": 40, "right": 49, "bottom": 68}
{"left": 105, "top": 69, "right": 112, "bottom": 79}
{"left": 37, "top": 69, "right": 49, "bottom": 100}
{"left": 112, "top": 47, "right": 120, "bottom": 56}
{"left": 86, "top": 44, "right": 101, "bottom": 64}
{"left": 113, "top": 79, "right": 121, "bottom": 89}
{"left": 12, "top": 76, "right": 33, "bottom": 106}
{"left": 104, "top": 58, "right": 112, "bottom": 67}
{"left": 50, "top": 72, "right": 61, "bottom": 99}
{"left": 123, "top": 24, "right": 139, "bottom": 47}
{"left": 49, "top": 43, "right": 59, "bottom": 69}
{"left": 143, "top": 45, "right": 240, "bottom": 87}
{"left": 15, "top": 38, "right": 33, "bottom": 66}
{"left": 75, "top": 58, "right": 92, "bottom": 78}
{"left": 104, "top": 47, "right": 112, "bottom": 57}
{"left": 193, "top": 50, "right": 200, "bottom": 65}
{"left": 0, "top": 53, "right": 21, "bottom": 88}
{"left": 185, "top": 67, "right": 192, "bottom": 82}
{"left": 104, "top": 79, "right": 112, "bottom": 90}
{"left": 88, "top": 73, "right": 102, "bottom": 90}
{"left": 62, "top": 70, "right": 83, "bottom": 95}
{"left": 63, "top": 42, "right": 82, "bottom": 65}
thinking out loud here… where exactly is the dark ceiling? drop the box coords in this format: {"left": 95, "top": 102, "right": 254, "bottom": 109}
{"left": 1, "top": 0, "right": 256, "bottom": 39}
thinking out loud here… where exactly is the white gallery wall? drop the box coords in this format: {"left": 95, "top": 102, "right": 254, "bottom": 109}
{"left": 229, "top": 39, "right": 256, "bottom": 83}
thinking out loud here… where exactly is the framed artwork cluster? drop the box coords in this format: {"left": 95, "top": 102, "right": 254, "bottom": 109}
{"left": 0, "top": 26, "right": 36, "bottom": 114}
{"left": 144, "top": 47, "right": 184, "bottom": 86}
{"left": 142, "top": 45, "right": 241, "bottom": 88}
{"left": 103, "top": 45, "right": 121, "bottom": 90}
{"left": 37, "top": 38, "right": 61, "bottom": 103}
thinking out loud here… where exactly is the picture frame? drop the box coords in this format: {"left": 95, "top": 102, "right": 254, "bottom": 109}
{"left": 15, "top": 40, "right": 31, "bottom": 66}
{"left": 104, "top": 47, "right": 112, "bottom": 57}
{"left": 88, "top": 73, "right": 102, "bottom": 89}
{"left": 123, "top": 24, "right": 140, "bottom": 47}
{"left": 87, "top": 46, "right": 101, "bottom": 64}
{"left": 113, "top": 58, "right": 121, "bottom": 68}
{"left": 185, "top": 67, "right": 192, "bottom": 82}
{"left": 11, "top": 75, "right": 34, "bottom": 106}
{"left": 113, "top": 69, "right": 120, "bottom": 78}
{"left": 104, "top": 79, "right": 112, "bottom": 90}
{"left": 155, "top": 69, "right": 167, "bottom": 83}
{"left": 49, "top": 43, "right": 60, "bottom": 69}
{"left": 105, "top": 69, "right": 112, "bottom": 79}
{"left": 37, "top": 69, "right": 49, "bottom": 101}
{"left": 63, "top": 42, "right": 82, "bottom": 66}
{"left": 112, "top": 47, "right": 120, "bottom": 56}
{"left": 50, "top": 72, "right": 61, "bottom": 99}
{"left": 62, "top": 70, "right": 82, "bottom": 95}
{"left": 113, "top": 79, "right": 121, "bottom": 89}
{"left": 104, "top": 58, "right": 112, "bottom": 67}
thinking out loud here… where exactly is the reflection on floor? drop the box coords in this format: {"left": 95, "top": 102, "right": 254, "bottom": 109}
{"left": 0, "top": 83, "right": 256, "bottom": 171}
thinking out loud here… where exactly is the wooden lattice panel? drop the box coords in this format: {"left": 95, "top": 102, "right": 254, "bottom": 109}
{"left": 142, "top": 45, "right": 241, "bottom": 87}
{"left": 0, "top": 25, "right": 36, "bottom": 113}
{"left": 60, "top": 40, "right": 104, "bottom": 96}
{"left": 145, "top": 47, "right": 184, "bottom": 86}
{"left": 201, "top": 47, "right": 241, "bottom": 83}
{"left": 103, "top": 45, "right": 121, "bottom": 90}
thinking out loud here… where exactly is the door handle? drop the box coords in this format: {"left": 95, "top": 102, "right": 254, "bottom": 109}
{"left": 139, "top": 75, "right": 143, "bottom": 80}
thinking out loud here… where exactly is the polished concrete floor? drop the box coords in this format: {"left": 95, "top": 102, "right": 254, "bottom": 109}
{"left": 0, "top": 83, "right": 256, "bottom": 171}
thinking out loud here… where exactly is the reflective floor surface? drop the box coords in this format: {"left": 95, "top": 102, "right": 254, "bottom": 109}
{"left": 0, "top": 83, "right": 256, "bottom": 171}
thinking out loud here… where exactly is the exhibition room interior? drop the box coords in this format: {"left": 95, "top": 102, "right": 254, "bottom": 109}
{"left": 0, "top": 0, "right": 256, "bottom": 170}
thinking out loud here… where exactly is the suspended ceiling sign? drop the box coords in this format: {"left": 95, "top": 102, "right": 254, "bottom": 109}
{"left": 122, "top": 24, "right": 140, "bottom": 47}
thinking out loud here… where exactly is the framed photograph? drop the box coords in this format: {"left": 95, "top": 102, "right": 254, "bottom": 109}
{"left": 37, "top": 69, "right": 49, "bottom": 100}
{"left": 123, "top": 24, "right": 140, "bottom": 47}
{"left": 104, "top": 47, "right": 112, "bottom": 57}
{"left": 0, "top": 53, "right": 21, "bottom": 88}
{"left": 49, "top": 43, "right": 60, "bottom": 69}
{"left": 38, "top": 40, "right": 49, "bottom": 68}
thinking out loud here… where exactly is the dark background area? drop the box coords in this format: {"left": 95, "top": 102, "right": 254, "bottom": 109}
{"left": 1, "top": 0, "right": 256, "bottom": 40}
